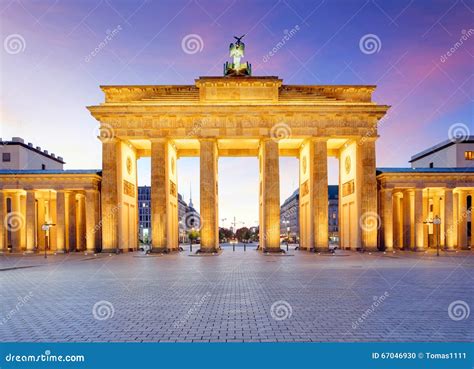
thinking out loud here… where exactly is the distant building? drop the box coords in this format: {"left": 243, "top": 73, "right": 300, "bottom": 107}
{"left": 138, "top": 186, "right": 151, "bottom": 243}
{"left": 138, "top": 186, "right": 200, "bottom": 244}
{"left": 328, "top": 185, "right": 339, "bottom": 242}
{"left": 280, "top": 185, "right": 339, "bottom": 243}
{"left": 280, "top": 189, "right": 299, "bottom": 241}
{"left": 0, "top": 137, "right": 64, "bottom": 170}
{"left": 410, "top": 136, "right": 474, "bottom": 168}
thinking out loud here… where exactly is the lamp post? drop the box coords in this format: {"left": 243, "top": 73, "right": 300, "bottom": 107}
{"left": 189, "top": 226, "right": 195, "bottom": 252}
{"left": 283, "top": 220, "right": 290, "bottom": 250}
{"left": 41, "top": 223, "right": 55, "bottom": 259}
{"left": 433, "top": 215, "right": 441, "bottom": 257}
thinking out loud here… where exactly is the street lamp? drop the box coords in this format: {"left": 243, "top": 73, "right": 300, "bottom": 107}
{"left": 283, "top": 220, "right": 290, "bottom": 250}
{"left": 433, "top": 215, "right": 441, "bottom": 257}
{"left": 189, "top": 226, "right": 195, "bottom": 252}
{"left": 41, "top": 223, "right": 55, "bottom": 259}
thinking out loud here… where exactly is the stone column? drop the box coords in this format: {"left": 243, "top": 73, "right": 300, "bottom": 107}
{"left": 393, "top": 193, "right": 402, "bottom": 249}
{"left": 25, "top": 190, "right": 36, "bottom": 254}
{"left": 357, "top": 138, "right": 378, "bottom": 251}
{"left": 85, "top": 190, "right": 99, "bottom": 253}
{"left": 471, "top": 191, "right": 474, "bottom": 249}
{"left": 0, "top": 191, "right": 4, "bottom": 253}
{"left": 36, "top": 197, "right": 45, "bottom": 250}
{"left": 151, "top": 139, "right": 168, "bottom": 252}
{"left": 381, "top": 188, "right": 393, "bottom": 251}
{"left": 67, "top": 192, "right": 77, "bottom": 252}
{"left": 56, "top": 190, "right": 66, "bottom": 253}
{"left": 444, "top": 188, "right": 455, "bottom": 251}
{"left": 414, "top": 188, "right": 424, "bottom": 251}
{"left": 200, "top": 139, "right": 219, "bottom": 252}
{"left": 422, "top": 192, "right": 429, "bottom": 249}
{"left": 402, "top": 190, "right": 413, "bottom": 250}
{"left": 453, "top": 191, "right": 459, "bottom": 248}
{"left": 312, "top": 139, "right": 328, "bottom": 252}
{"left": 9, "top": 192, "right": 23, "bottom": 252}
{"left": 101, "top": 138, "right": 120, "bottom": 252}
{"left": 457, "top": 190, "right": 468, "bottom": 249}
{"left": 259, "top": 139, "right": 281, "bottom": 252}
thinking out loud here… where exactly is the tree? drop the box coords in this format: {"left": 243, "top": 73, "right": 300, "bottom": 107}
{"left": 235, "top": 227, "right": 250, "bottom": 242}
{"left": 187, "top": 229, "right": 200, "bottom": 242}
{"left": 219, "top": 227, "right": 233, "bottom": 242}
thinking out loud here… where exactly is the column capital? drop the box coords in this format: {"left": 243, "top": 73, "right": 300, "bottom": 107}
{"left": 310, "top": 136, "right": 328, "bottom": 143}
{"left": 199, "top": 137, "right": 218, "bottom": 143}
{"left": 98, "top": 136, "right": 119, "bottom": 144}
{"left": 149, "top": 137, "right": 167, "bottom": 143}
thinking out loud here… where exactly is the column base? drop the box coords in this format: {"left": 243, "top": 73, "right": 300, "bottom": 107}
{"left": 444, "top": 247, "right": 456, "bottom": 252}
{"left": 314, "top": 246, "right": 330, "bottom": 253}
{"left": 263, "top": 248, "right": 285, "bottom": 254}
{"left": 24, "top": 250, "right": 36, "bottom": 254}
{"left": 364, "top": 246, "right": 379, "bottom": 252}
{"left": 101, "top": 248, "right": 122, "bottom": 254}
{"left": 414, "top": 247, "right": 425, "bottom": 252}
{"left": 151, "top": 247, "right": 169, "bottom": 254}
{"left": 55, "top": 250, "right": 66, "bottom": 254}
{"left": 197, "top": 247, "right": 220, "bottom": 254}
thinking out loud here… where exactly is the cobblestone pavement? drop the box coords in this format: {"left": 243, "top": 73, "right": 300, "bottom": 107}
{"left": 0, "top": 247, "right": 472, "bottom": 342}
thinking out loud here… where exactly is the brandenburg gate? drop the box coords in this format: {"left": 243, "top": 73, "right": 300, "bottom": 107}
{"left": 88, "top": 75, "right": 388, "bottom": 253}
{"left": 87, "top": 36, "right": 386, "bottom": 254}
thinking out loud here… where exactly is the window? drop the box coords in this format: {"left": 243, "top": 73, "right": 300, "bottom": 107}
{"left": 41, "top": 164, "right": 46, "bottom": 170}
{"left": 429, "top": 162, "right": 434, "bottom": 168}
{"left": 2, "top": 153, "right": 11, "bottom": 162}
{"left": 465, "top": 151, "right": 474, "bottom": 160}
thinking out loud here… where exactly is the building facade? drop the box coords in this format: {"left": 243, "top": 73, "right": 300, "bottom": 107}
{"left": 138, "top": 185, "right": 199, "bottom": 244}
{"left": 410, "top": 136, "right": 474, "bottom": 168}
{"left": 0, "top": 137, "right": 64, "bottom": 170}
{"left": 1, "top": 69, "right": 473, "bottom": 255}
{"left": 280, "top": 185, "right": 339, "bottom": 243}
{"left": 378, "top": 168, "right": 474, "bottom": 251}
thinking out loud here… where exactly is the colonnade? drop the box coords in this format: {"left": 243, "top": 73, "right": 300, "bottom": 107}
{"left": 380, "top": 187, "right": 473, "bottom": 251}
{"left": 0, "top": 184, "right": 100, "bottom": 254}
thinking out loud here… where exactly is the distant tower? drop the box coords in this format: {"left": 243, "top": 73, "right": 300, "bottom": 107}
{"left": 189, "top": 182, "right": 194, "bottom": 208}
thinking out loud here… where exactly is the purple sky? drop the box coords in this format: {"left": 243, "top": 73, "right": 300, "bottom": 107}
{"left": 1, "top": 0, "right": 472, "bottom": 227}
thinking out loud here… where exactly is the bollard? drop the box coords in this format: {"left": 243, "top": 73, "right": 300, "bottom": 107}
{"left": 190, "top": 243, "right": 192, "bottom": 252}
{"left": 233, "top": 243, "right": 235, "bottom": 252}
{"left": 244, "top": 243, "right": 246, "bottom": 252}
{"left": 286, "top": 243, "right": 289, "bottom": 251}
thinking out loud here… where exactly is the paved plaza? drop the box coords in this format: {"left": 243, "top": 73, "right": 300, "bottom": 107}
{"left": 0, "top": 246, "right": 472, "bottom": 343}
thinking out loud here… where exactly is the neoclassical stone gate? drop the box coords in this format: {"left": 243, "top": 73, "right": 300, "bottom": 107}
{"left": 88, "top": 76, "right": 388, "bottom": 253}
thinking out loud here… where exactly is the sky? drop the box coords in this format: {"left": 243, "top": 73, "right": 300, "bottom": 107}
{"left": 1, "top": 0, "right": 472, "bottom": 228}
